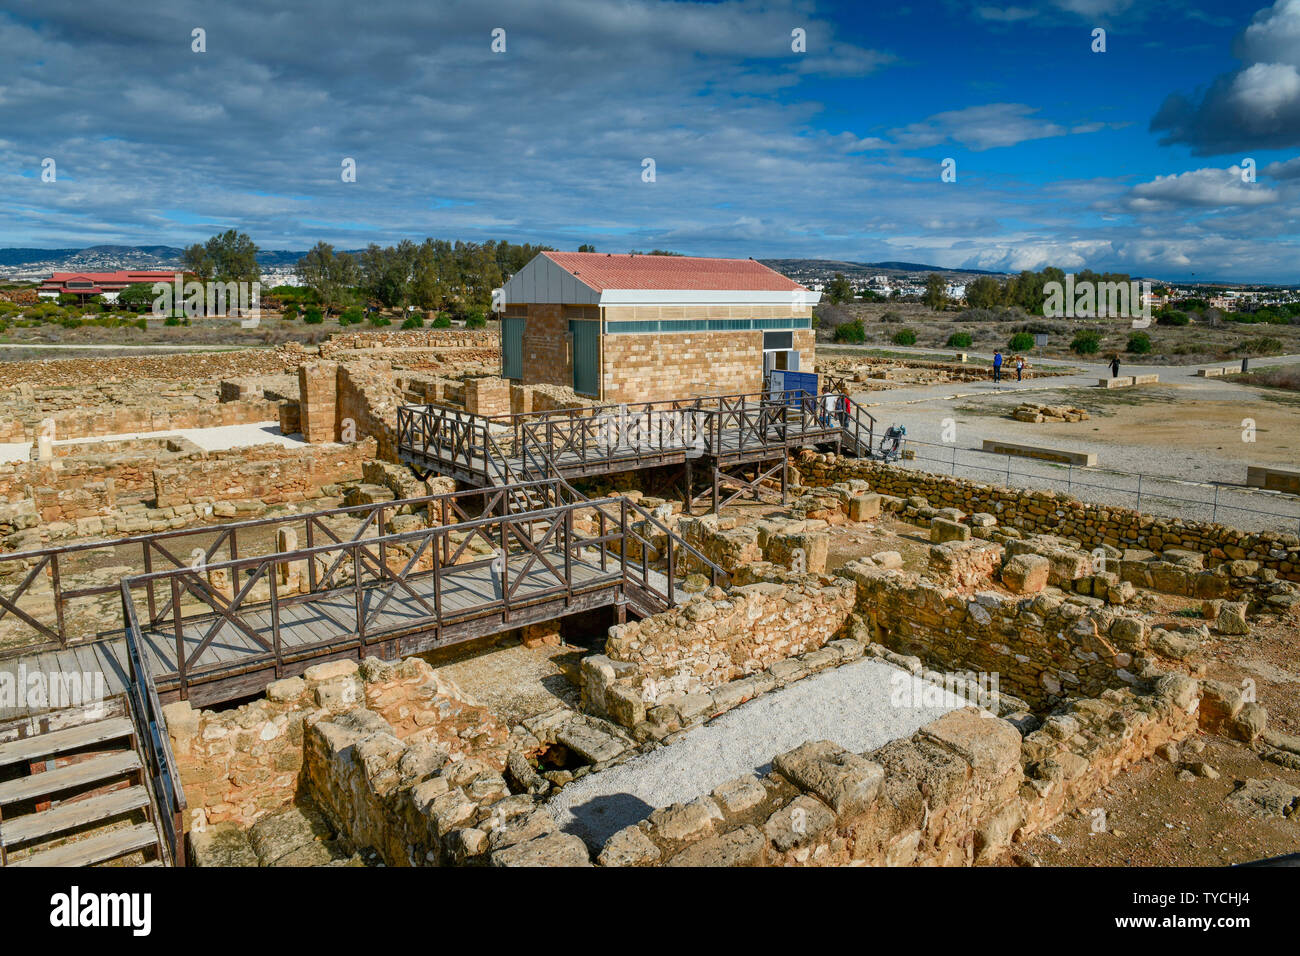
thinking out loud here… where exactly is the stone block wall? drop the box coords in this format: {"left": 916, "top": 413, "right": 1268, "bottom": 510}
{"left": 599, "top": 677, "right": 1199, "bottom": 867}
{"left": 600, "top": 329, "right": 814, "bottom": 404}
{"left": 796, "top": 451, "right": 1300, "bottom": 581}
{"left": 464, "top": 377, "right": 511, "bottom": 416}
{"left": 583, "top": 574, "right": 855, "bottom": 718}
{"left": 152, "top": 438, "right": 375, "bottom": 508}
{"left": 168, "top": 655, "right": 509, "bottom": 839}
{"left": 838, "top": 557, "right": 1155, "bottom": 709}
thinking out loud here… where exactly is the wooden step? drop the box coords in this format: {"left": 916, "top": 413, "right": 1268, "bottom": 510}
{"left": 0, "top": 785, "right": 151, "bottom": 847}
{"left": 0, "top": 718, "right": 134, "bottom": 769}
{"left": 8, "top": 822, "right": 158, "bottom": 868}
{"left": 0, "top": 750, "right": 141, "bottom": 805}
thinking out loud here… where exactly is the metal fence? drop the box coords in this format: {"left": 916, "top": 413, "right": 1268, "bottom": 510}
{"left": 896, "top": 437, "right": 1300, "bottom": 535}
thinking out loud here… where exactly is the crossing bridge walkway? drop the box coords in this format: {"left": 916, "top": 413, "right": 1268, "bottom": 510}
{"left": 0, "top": 478, "right": 728, "bottom": 865}
{"left": 396, "top": 388, "right": 875, "bottom": 512}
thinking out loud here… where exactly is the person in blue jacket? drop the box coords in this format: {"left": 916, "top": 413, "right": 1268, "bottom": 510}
{"left": 993, "top": 350, "right": 1003, "bottom": 383}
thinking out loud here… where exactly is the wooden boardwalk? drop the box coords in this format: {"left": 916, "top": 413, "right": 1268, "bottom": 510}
{"left": 396, "top": 390, "right": 874, "bottom": 489}
{"left": 3, "top": 548, "right": 627, "bottom": 716}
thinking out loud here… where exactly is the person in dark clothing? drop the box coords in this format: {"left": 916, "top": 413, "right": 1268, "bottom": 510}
{"left": 992, "top": 350, "right": 1003, "bottom": 383}
{"left": 1110, "top": 355, "right": 1121, "bottom": 378}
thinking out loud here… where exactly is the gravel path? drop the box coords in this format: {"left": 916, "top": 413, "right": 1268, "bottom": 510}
{"left": 828, "top": 351, "right": 1300, "bottom": 534}
{"left": 547, "top": 657, "right": 966, "bottom": 849}
{"left": 0, "top": 421, "right": 305, "bottom": 463}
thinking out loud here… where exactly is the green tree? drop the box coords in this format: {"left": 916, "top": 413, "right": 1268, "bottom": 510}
{"left": 965, "top": 276, "right": 1003, "bottom": 310}
{"left": 188, "top": 230, "right": 259, "bottom": 283}
{"left": 296, "top": 242, "right": 359, "bottom": 314}
{"left": 117, "top": 283, "right": 157, "bottom": 312}
{"left": 923, "top": 273, "right": 947, "bottom": 311}
{"left": 578, "top": 243, "right": 596, "bottom": 252}
{"left": 827, "top": 273, "right": 854, "bottom": 305}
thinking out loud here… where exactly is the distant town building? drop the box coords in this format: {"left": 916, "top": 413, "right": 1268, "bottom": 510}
{"left": 499, "top": 252, "right": 819, "bottom": 403}
{"left": 38, "top": 270, "right": 177, "bottom": 303}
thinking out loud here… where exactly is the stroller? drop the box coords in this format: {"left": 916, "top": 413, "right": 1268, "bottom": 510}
{"left": 877, "top": 424, "right": 906, "bottom": 462}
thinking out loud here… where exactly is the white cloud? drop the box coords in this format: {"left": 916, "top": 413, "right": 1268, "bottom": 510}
{"left": 1152, "top": 0, "right": 1300, "bottom": 153}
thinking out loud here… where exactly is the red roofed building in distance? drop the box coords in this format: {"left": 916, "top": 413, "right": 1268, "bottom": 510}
{"left": 498, "top": 252, "right": 819, "bottom": 404}
{"left": 38, "top": 270, "right": 180, "bottom": 303}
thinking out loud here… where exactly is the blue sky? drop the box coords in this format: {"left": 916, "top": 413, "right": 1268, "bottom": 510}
{"left": 2, "top": 0, "right": 1298, "bottom": 282}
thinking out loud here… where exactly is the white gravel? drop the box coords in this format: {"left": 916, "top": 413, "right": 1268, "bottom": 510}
{"left": 547, "top": 657, "right": 967, "bottom": 849}
{"left": 0, "top": 421, "right": 308, "bottom": 463}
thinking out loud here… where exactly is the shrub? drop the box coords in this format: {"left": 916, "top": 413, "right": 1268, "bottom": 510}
{"left": 1237, "top": 336, "right": 1284, "bottom": 355}
{"left": 1007, "top": 331, "right": 1034, "bottom": 352}
{"left": 339, "top": 307, "right": 364, "bottom": 326}
{"left": 400, "top": 316, "right": 422, "bottom": 330}
{"left": 432, "top": 312, "right": 452, "bottom": 328}
{"left": 303, "top": 307, "right": 324, "bottom": 324}
{"left": 1071, "top": 329, "right": 1101, "bottom": 354}
{"left": 879, "top": 311, "right": 903, "bottom": 324}
{"left": 282, "top": 305, "right": 298, "bottom": 321}
{"left": 892, "top": 328, "right": 917, "bottom": 346}
{"left": 1126, "top": 331, "right": 1152, "bottom": 354}
{"left": 369, "top": 313, "right": 392, "bottom": 327}
{"left": 134, "top": 318, "right": 148, "bottom": 331}
{"left": 833, "top": 319, "right": 866, "bottom": 343}
{"left": 1156, "top": 310, "right": 1189, "bottom": 326}
{"left": 164, "top": 315, "right": 182, "bottom": 327}
{"left": 946, "top": 332, "right": 973, "bottom": 348}
{"left": 465, "top": 310, "right": 486, "bottom": 329}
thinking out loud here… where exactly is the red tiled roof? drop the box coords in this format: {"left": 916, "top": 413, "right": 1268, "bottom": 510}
{"left": 542, "top": 252, "right": 805, "bottom": 293}
{"left": 40, "top": 270, "right": 183, "bottom": 291}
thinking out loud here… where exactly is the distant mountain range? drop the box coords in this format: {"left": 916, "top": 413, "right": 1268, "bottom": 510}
{"left": 760, "top": 258, "right": 1009, "bottom": 278}
{"left": 0, "top": 244, "right": 322, "bottom": 271}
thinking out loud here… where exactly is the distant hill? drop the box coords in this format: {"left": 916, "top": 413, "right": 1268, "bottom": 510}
{"left": 0, "top": 244, "right": 326, "bottom": 272}
{"left": 761, "top": 258, "right": 1009, "bottom": 277}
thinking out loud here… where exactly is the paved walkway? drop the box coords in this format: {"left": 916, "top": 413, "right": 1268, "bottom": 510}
{"left": 547, "top": 657, "right": 966, "bottom": 849}
{"left": 0, "top": 422, "right": 305, "bottom": 464}
{"left": 826, "top": 347, "right": 1300, "bottom": 533}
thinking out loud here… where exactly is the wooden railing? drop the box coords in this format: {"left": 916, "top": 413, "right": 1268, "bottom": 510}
{"left": 397, "top": 388, "right": 867, "bottom": 482}
{"left": 119, "top": 492, "right": 729, "bottom": 697}
{"left": 119, "top": 581, "right": 186, "bottom": 866}
{"left": 0, "top": 478, "right": 575, "bottom": 657}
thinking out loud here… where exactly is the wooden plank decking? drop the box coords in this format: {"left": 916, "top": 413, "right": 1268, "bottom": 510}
{"left": 1, "top": 548, "right": 621, "bottom": 717}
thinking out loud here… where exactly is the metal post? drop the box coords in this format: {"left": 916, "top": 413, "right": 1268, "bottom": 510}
{"left": 1212, "top": 484, "right": 1219, "bottom": 523}
{"left": 1136, "top": 474, "right": 1143, "bottom": 512}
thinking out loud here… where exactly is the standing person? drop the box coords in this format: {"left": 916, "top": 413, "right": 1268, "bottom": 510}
{"left": 1110, "top": 354, "right": 1121, "bottom": 378}
{"left": 1016, "top": 356, "right": 1024, "bottom": 382}
{"left": 993, "top": 350, "right": 1003, "bottom": 383}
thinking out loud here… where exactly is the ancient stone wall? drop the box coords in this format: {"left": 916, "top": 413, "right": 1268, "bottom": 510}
{"left": 797, "top": 451, "right": 1300, "bottom": 581}
{"left": 168, "top": 655, "right": 509, "bottom": 838}
{"left": 152, "top": 439, "right": 374, "bottom": 508}
{"left": 597, "top": 677, "right": 1199, "bottom": 867}
{"left": 581, "top": 574, "right": 855, "bottom": 728}
{"left": 839, "top": 557, "right": 1153, "bottom": 709}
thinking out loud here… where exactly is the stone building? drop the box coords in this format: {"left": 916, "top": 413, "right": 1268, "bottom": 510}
{"left": 499, "top": 252, "right": 819, "bottom": 404}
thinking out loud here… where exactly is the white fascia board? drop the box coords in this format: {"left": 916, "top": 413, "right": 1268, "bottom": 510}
{"left": 597, "top": 289, "right": 820, "bottom": 306}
